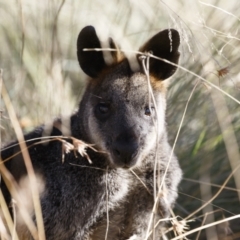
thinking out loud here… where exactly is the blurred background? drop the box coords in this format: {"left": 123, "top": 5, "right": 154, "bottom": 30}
{"left": 0, "top": 0, "right": 240, "bottom": 239}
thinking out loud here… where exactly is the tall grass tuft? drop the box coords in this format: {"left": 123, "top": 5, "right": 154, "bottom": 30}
{"left": 0, "top": 0, "right": 240, "bottom": 239}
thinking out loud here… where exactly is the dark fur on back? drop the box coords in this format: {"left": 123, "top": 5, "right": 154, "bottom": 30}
{"left": 1, "top": 26, "right": 182, "bottom": 240}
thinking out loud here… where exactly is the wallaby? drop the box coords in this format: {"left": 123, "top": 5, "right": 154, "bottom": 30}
{"left": 1, "top": 26, "right": 182, "bottom": 240}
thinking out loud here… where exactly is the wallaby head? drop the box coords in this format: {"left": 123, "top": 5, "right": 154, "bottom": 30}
{"left": 77, "top": 26, "right": 180, "bottom": 169}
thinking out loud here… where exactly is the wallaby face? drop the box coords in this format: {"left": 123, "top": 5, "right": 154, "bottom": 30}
{"left": 77, "top": 26, "right": 180, "bottom": 168}
{"left": 79, "top": 65, "right": 167, "bottom": 169}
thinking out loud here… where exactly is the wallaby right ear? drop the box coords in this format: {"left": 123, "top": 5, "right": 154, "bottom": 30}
{"left": 138, "top": 29, "right": 180, "bottom": 80}
{"left": 77, "top": 26, "right": 107, "bottom": 78}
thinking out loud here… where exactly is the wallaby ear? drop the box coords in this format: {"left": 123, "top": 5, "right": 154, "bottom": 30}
{"left": 138, "top": 29, "right": 180, "bottom": 80}
{"left": 77, "top": 26, "right": 107, "bottom": 78}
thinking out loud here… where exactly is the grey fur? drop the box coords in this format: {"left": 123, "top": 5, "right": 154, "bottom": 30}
{"left": 1, "top": 26, "right": 182, "bottom": 239}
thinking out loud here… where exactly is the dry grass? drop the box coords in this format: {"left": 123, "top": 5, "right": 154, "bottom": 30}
{"left": 0, "top": 0, "right": 240, "bottom": 239}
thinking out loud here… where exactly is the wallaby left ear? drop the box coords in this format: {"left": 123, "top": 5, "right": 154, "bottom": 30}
{"left": 77, "top": 26, "right": 107, "bottom": 78}
{"left": 138, "top": 29, "right": 180, "bottom": 80}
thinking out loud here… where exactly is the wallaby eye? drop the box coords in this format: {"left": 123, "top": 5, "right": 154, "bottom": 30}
{"left": 98, "top": 103, "right": 110, "bottom": 114}
{"left": 144, "top": 106, "right": 154, "bottom": 116}
{"left": 94, "top": 102, "right": 111, "bottom": 121}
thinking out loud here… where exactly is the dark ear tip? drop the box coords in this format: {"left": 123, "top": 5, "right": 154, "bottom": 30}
{"left": 162, "top": 28, "right": 180, "bottom": 48}
{"left": 170, "top": 28, "right": 180, "bottom": 38}
{"left": 77, "top": 25, "right": 107, "bottom": 78}
{"left": 162, "top": 28, "right": 179, "bottom": 36}
{"left": 80, "top": 25, "right": 95, "bottom": 32}
{"left": 168, "top": 28, "right": 179, "bottom": 35}
{"left": 171, "top": 29, "right": 180, "bottom": 43}
{"left": 77, "top": 26, "right": 96, "bottom": 45}
{"left": 81, "top": 25, "right": 95, "bottom": 34}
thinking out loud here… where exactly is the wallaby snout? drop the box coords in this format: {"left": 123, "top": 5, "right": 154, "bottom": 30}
{"left": 112, "top": 128, "right": 139, "bottom": 168}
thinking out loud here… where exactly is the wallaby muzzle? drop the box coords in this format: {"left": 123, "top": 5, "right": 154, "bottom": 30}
{"left": 111, "top": 128, "right": 139, "bottom": 168}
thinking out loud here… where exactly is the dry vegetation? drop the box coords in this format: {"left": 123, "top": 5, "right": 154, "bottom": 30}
{"left": 0, "top": 0, "right": 240, "bottom": 239}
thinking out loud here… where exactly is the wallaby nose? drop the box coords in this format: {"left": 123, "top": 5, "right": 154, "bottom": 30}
{"left": 112, "top": 130, "right": 139, "bottom": 167}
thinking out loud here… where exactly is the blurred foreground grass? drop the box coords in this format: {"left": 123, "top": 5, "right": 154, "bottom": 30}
{"left": 0, "top": 0, "right": 240, "bottom": 239}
